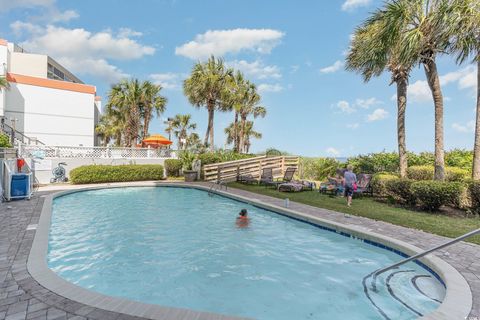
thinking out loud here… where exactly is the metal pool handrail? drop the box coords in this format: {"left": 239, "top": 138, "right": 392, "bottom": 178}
{"left": 371, "top": 228, "right": 480, "bottom": 291}
{"left": 208, "top": 180, "right": 227, "bottom": 196}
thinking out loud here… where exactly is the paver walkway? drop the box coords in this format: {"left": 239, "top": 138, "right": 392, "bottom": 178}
{"left": 1, "top": 183, "right": 479, "bottom": 319}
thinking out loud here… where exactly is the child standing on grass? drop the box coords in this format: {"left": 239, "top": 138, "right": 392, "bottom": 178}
{"left": 343, "top": 165, "right": 357, "bottom": 207}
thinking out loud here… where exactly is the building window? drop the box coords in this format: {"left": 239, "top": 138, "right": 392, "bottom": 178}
{"left": 47, "top": 63, "right": 75, "bottom": 83}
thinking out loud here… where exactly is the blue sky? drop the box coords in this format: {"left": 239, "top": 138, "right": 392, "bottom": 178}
{"left": 0, "top": 0, "right": 477, "bottom": 156}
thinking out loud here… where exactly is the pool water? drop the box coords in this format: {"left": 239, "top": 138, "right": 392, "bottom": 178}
{"left": 49, "top": 187, "right": 445, "bottom": 320}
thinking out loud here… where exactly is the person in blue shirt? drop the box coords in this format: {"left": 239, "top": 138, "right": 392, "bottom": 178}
{"left": 343, "top": 165, "right": 357, "bottom": 207}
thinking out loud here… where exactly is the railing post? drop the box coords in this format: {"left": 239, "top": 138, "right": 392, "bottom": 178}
{"left": 236, "top": 165, "right": 240, "bottom": 180}
{"left": 281, "top": 156, "right": 285, "bottom": 174}
{"left": 217, "top": 166, "right": 222, "bottom": 182}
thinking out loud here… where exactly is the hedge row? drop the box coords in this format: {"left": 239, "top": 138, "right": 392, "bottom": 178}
{"left": 70, "top": 165, "right": 165, "bottom": 184}
{"left": 372, "top": 174, "right": 475, "bottom": 212}
{"left": 164, "top": 159, "right": 183, "bottom": 177}
{"left": 407, "top": 165, "right": 469, "bottom": 182}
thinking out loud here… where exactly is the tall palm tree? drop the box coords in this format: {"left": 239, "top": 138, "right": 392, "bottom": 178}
{"left": 171, "top": 114, "right": 197, "bottom": 150}
{"left": 140, "top": 81, "right": 167, "bottom": 140}
{"left": 241, "top": 121, "right": 262, "bottom": 154}
{"left": 346, "top": 12, "right": 412, "bottom": 178}
{"left": 184, "top": 56, "right": 233, "bottom": 150}
{"left": 448, "top": 0, "right": 480, "bottom": 179}
{"left": 371, "top": 0, "right": 453, "bottom": 180}
{"left": 107, "top": 79, "right": 144, "bottom": 147}
{"left": 238, "top": 83, "right": 266, "bottom": 153}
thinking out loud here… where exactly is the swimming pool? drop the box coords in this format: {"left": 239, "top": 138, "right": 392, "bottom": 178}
{"left": 47, "top": 186, "right": 446, "bottom": 320}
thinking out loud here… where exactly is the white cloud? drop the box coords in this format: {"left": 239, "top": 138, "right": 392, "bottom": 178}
{"left": 150, "top": 73, "right": 182, "bottom": 90}
{"left": 326, "top": 147, "right": 340, "bottom": 156}
{"left": 48, "top": 9, "right": 78, "bottom": 23}
{"left": 367, "top": 108, "right": 389, "bottom": 122}
{"left": 175, "top": 28, "right": 284, "bottom": 60}
{"left": 452, "top": 120, "right": 475, "bottom": 133}
{"left": 347, "top": 123, "right": 360, "bottom": 130}
{"left": 290, "top": 65, "right": 300, "bottom": 73}
{"left": 0, "top": 0, "right": 54, "bottom": 12}
{"left": 12, "top": 23, "right": 155, "bottom": 84}
{"left": 406, "top": 80, "right": 432, "bottom": 103}
{"left": 228, "top": 60, "right": 281, "bottom": 79}
{"left": 118, "top": 28, "right": 143, "bottom": 38}
{"left": 335, "top": 100, "right": 355, "bottom": 114}
{"left": 319, "top": 60, "right": 344, "bottom": 74}
{"left": 342, "top": 0, "right": 372, "bottom": 11}
{"left": 355, "top": 97, "right": 382, "bottom": 109}
{"left": 258, "top": 83, "right": 283, "bottom": 93}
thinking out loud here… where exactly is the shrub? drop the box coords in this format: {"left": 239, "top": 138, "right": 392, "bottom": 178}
{"left": 385, "top": 178, "right": 416, "bottom": 205}
{"left": 299, "top": 157, "right": 340, "bottom": 181}
{"left": 197, "top": 150, "right": 253, "bottom": 166}
{"left": 347, "top": 152, "right": 400, "bottom": 174}
{"left": 70, "top": 165, "right": 165, "bottom": 184}
{"left": 410, "top": 181, "right": 465, "bottom": 211}
{"left": 164, "top": 159, "right": 182, "bottom": 177}
{"left": 469, "top": 181, "right": 480, "bottom": 213}
{"left": 445, "top": 149, "right": 473, "bottom": 171}
{"left": 371, "top": 173, "right": 398, "bottom": 197}
{"left": 0, "top": 133, "right": 12, "bottom": 148}
{"left": 407, "top": 165, "right": 468, "bottom": 182}
{"left": 265, "top": 148, "right": 287, "bottom": 156}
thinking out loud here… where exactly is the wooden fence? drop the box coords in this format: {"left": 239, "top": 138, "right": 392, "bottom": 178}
{"left": 203, "top": 155, "right": 300, "bottom": 182}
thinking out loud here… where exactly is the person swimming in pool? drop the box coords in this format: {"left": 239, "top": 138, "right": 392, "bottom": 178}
{"left": 236, "top": 209, "right": 250, "bottom": 227}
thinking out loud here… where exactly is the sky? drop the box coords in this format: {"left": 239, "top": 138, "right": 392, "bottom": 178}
{"left": 0, "top": 0, "right": 477, "bottom": 157}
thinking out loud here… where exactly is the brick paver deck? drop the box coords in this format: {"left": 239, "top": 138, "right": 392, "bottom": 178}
{"left": 1, "top": 184, "right": 479, "bottom": 319}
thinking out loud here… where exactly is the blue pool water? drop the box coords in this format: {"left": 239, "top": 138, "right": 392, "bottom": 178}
{"left": 49, "top": 187, "right": 445, "bottom": 320}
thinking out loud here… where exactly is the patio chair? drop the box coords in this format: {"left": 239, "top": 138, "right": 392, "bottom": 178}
{"left": 265, "top": 167, "right": 296, "bottom": 189}
{"left": 278, "top": 180, "right": 316, "bottom": 192}
{"left": 354, "top": 174, "right": 373, "bottom": 196}
{"left": 258, "top": 167, "right": 274, "bottom": 185}
{"left": 237, "top": 173, "right": 257, "bottom": 184}
{"left": 319, "top": 177, "right": 343, "bottom": 196}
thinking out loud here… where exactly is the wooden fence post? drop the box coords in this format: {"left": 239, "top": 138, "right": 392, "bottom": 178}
{"left": 217, "top": 166, "right": 222, "bottom": 182}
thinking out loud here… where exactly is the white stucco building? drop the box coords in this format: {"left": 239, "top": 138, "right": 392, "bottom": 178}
{"left": 0, "top": 39, "right": 101, "bottom": 146}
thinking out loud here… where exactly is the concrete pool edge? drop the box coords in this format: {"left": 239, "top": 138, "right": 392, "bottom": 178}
{"left": 28, "top": 181, "right": 473, "bottom": 320}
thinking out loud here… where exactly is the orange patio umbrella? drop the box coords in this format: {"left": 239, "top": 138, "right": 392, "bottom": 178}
{"left": 141, "top": 134, "right": 173, "bottom": 147}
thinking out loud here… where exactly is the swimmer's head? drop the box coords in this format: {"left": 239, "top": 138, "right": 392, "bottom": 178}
{"left": 239, "top": 209, "right": 248, "bottom": 216}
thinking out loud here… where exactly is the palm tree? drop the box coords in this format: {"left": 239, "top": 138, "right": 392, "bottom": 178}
{"left": 140, "top": 81, "right": 167, "bottom": 140}
{"left": 107, "top": 79, "right": 144, "bottom": 147}
{"left": 184, "top": 56, "right": 233, "bottom": 150}
{"left": 171, "top": 114, "right": 197, "bottom": 150}
{"left": 370, "top": 0, "right": 453, "bottom": 180}
{"left": 225, "top": 71, "right": 248, "bottom": 152}
{"left": 241, "top": 121, "right": 262, "bottom": 154}
{"left": 447, "top": 0, "right": 480, "bottom": 179}
{"left": 346, "top": 11, "right": 412, "bottom": 178}
{"left": 238, "top": 83, "right": 266, "bottom": 153}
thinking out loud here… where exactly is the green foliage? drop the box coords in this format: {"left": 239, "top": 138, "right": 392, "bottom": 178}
{"left": 347, "top": 152, "right": 399, "bottom": 174}
{"left": 299, "top": 157, "right": 340, "bottom": 181}
{"left": 469, "top": 181, "right": 480, "bottom": 214}
{"left": 164, "top": 159, "right": 183, "bottom": 177}
{"left": 70, "top": 165, "right": 165, "bottom": 184}
{"left": 407, "top": 152, "right": 435, "bottom": 167}
{"left": 385, "top": 178, "right": 416, "bottom": 205}
{"left": 370, "top": 173, "right": 398, "bottom": 197}
{"left": 407, "top": 165, "right": 468, "bottom": 182}
{"left": 0, "top": 133, "right": 12, "bottom": 148}
{"left": 179, "top": 150, "right": 196, "bottom": 171}
{"left": 265, "top": 148, "right": 287, "bottom": 156}
{"left": 411, "top": 181, "right": 465, "bottom": 211}
{"left": 445, "top": 149, "right": 473, "bottom": 171}
{"left": 197, "top": 150, "right": 254, "bottom": 166}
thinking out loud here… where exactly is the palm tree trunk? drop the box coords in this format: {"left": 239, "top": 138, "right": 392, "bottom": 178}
{"left": 473, "top": 58, "right": 480, "bottom": 180}
{"left": 239, "top": 115, "right": 246, "bottom": 154}
{"left": 143, "top": 110, "right": 150, "bottom": 139}
{"left": 396, "top": 76, "right": 408, "bottom": 178}
{"left": 423, "top": 59, "right": 445, "bottom": 181}
{"left": 234, "top": 111, "right": 239, "bottom": 152}
{"left": 204, "top": 101, "right": 214, "bottom": 148}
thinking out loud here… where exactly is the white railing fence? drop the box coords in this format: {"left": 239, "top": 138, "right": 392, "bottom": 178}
{"left": 20, "top": 145, "right": 176, "bottom": 159}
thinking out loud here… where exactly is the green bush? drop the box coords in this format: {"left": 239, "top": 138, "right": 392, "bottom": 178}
{"left": 407, "top": 165, "right": 468, "bottom": 182}
{"left": 265, "top": 148, "right": 287, "bottom": 156}
{"left": 70, "top": 165, "right": 165, "bottom": 184}
{"left": 385, "top": 178, "right": 416, "bottom": 205}
{"left": 469, "top": 181, "right": 480, "bottom": 213}
{"left": 197, "top": 150, "right": 253, "bottom": 166}
{"left": 371, "top": 173, "right": 398, "bottom": 197}
{"left": 299, "top": 157, "right": 340, "bottom": 181}
{"left": 445, "top": 149, "right": 473, "bottom": 171}
{"left": 411, "top": 181, "right": 465, "bottom": 211}
{"left": 0, "top": 133, "right": 12, "bottom": 148}
{"left": 164, "top": 159, "right": 182, "bottom": 177}
{"left": 347, "top": 152, "right": 399, "bottom": 174}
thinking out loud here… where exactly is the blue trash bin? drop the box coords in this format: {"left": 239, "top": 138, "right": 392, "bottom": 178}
{"left": 11, "top": 173, "right": 29, "bottom": 198}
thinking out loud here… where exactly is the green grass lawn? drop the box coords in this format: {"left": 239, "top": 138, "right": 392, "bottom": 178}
{"left": 228, "top": 182, "right": 480, "bottom": 245}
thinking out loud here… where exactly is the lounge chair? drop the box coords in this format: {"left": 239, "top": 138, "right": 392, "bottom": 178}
{"left": 278, "top": 180, "right": 316, "bottom": 192}
{"left": 319, "top": 178, "right": 343, "bottom": 196}
{"left": 258, "top": 167, "right": 274, "bottom": 186}
{"left": 237, "top": 173, "right": 257, "bottom": 184}
{"left": 265, "top": 167, "right": 296, "bottom": 189}
{"left": 354, "top": 174, "right": 373, "bottom": 196}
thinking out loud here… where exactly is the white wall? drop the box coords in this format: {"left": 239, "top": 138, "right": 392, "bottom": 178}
{"left": 5, "top": 82, "right": 96, "bottom": 146}
{"left": 9, "top": 53, "right": 47, "bottom": 78}
{"left": 0, "top": 44, "right": 7, "bottom": 117}
{"left": 28, "top": 158, "right": 167, "bottom": 184}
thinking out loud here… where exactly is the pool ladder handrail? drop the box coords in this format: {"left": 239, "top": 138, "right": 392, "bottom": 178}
{"left": 208, "top": 180, "right": 227, "bottom": 196}
{"left": 371, "top": 227, "right": 480, "bottom": 291}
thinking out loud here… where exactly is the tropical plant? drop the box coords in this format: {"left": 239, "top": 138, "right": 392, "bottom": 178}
{"left": 240, "top": 121, "right": 262, "bottom": 153}
{"left": 179, "top": 150, "right": 196, "bottom": 171}
{"left": 171, "top": 114, "right": 197, "bottom": 150}
{"left": 371, "top": 0, "right": 454, "bottom": 180}
{"left": 184, "top": 56, "right": 233, "bottom": 150}
{"left": 139, "top": 81, "right": 167, "bottom": 140}
{"left": 447, "top": 0, "right": 480, "bottom": 179}
{"left": 95, "top": 113, "right": 124, "bottom": 146}
{"left": 346, "top": 10, "right": 412, "bottom": 178}
{"left": 0, "top": 76, "right": 9, "bottom": 89}
{"left": 0, "top": 132, "right": 12, "bottom": 148}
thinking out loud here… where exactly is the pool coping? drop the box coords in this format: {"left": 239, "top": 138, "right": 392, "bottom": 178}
{"left": 27, "top": 181, "right": 473, "bottom": 320}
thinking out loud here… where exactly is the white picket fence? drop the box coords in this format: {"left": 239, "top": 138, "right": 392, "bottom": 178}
{"left": 20, "top": 145, "right": 176, "bottom": 159}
